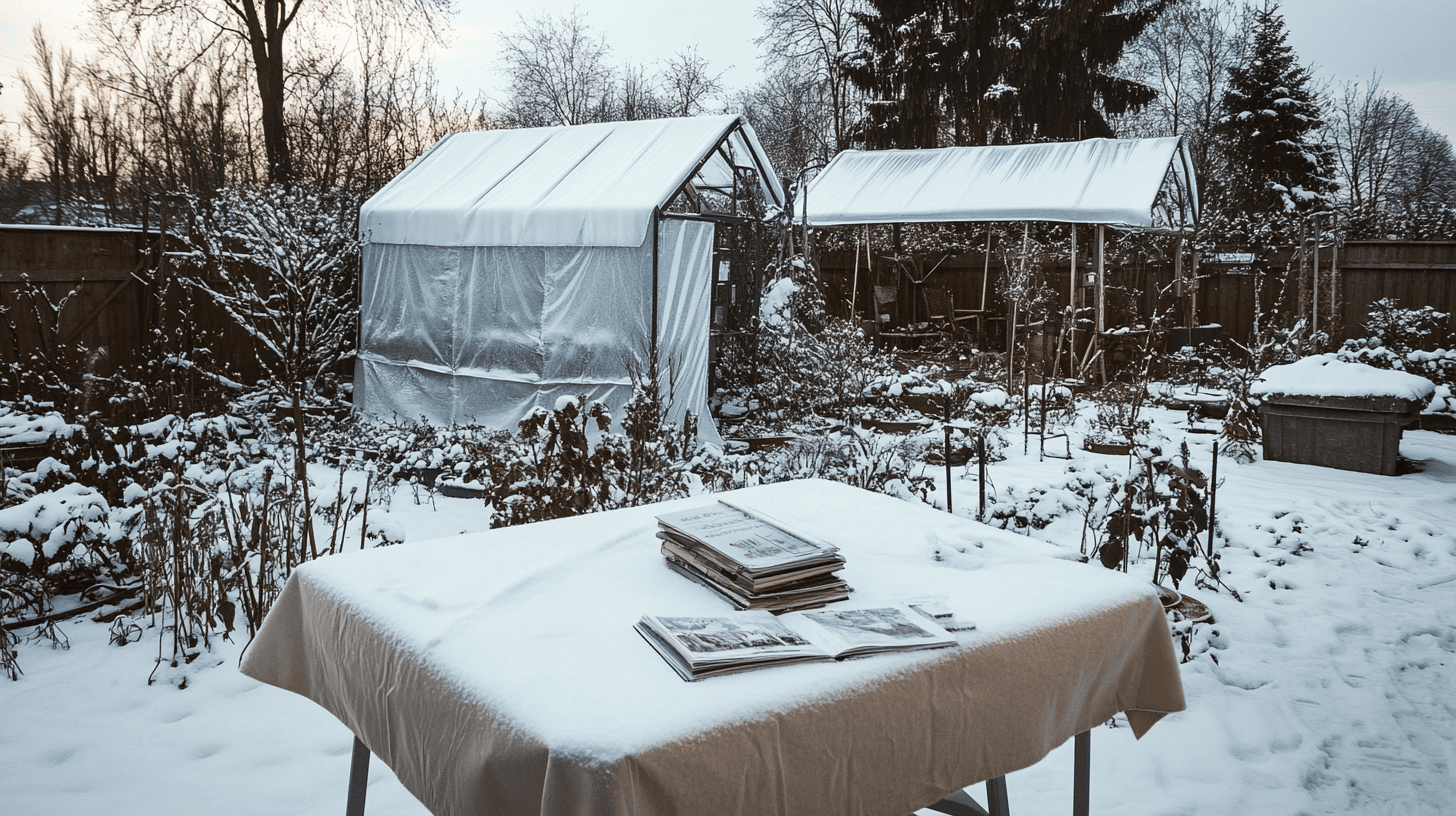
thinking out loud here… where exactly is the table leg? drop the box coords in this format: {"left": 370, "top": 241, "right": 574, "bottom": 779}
{"left": 1073, "top": 730, "right": 1090, "bottom": 816}
{"left": 922, "top": 787, "right": 990, "bottom": 816}
{"left": 346, "top": 735, "right": 370, "bottom": 816}
{"left": 985, "top": 775, "right": 1009, "bottom": 816}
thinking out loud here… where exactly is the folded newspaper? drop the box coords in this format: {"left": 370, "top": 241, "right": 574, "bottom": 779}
{"left": 635, "top": 602, "right": 958, "bottom": 681}
{"left": 654, "top": 501, "right": 850, "bottom": 613}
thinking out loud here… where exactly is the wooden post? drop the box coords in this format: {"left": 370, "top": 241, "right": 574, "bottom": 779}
{"left": 1312, "top": 213, "right": 1321, "bottom": 337}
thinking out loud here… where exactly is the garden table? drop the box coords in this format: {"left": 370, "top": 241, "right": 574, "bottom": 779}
{"left": 241, "top": 479, "right": 1184, "bottom": 816}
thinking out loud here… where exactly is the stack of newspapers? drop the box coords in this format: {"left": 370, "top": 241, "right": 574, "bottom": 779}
{"left": 654, "top": 501, "right": 850, "bottom": 614}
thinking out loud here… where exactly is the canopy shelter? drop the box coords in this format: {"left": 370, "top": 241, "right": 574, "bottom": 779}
{"left": 799, "top": 138, "right": 1200, "bottom": 379}
{"left": 355, "top": 115, "right": 785, "bottom": 434}
{"left": 799, "top": 137, "right": 1197, "bottom": 232}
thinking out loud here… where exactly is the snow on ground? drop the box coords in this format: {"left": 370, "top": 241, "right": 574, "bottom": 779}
{"left": 4, "top": 409, "right": 1455, "bottom": 815}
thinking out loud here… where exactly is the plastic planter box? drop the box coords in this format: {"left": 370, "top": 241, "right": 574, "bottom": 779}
{"left": 1258, "top": 393, "right": 1424, "bottom": 476}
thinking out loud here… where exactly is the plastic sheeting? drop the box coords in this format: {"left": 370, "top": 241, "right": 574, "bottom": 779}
{"left": 800, "top": 137, "right": 1198, "bottom": 231}
{"left": 356, "top": 218, "right": 717, "bottom": 437}
{"left": 361, "top": 116, "right": 785, "bottom": 248}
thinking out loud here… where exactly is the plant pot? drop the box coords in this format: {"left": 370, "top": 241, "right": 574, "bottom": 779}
{"left": 862, "top": 418, "right": 932, "bottom": 434}
{"left": 724, "top": 435, "right": 799, "bottom": 453}
{"left": 1084, "top": 439, "right": 1132, "bottom": 456}
{"left": 1171, "top": 593, "right": 1213, "bottom": 623}
{"left": 437, "top": 480, "right": 486, "bottom": 499}
{"left": 1152, "top": 583, "right": 1182, "bottom": 609}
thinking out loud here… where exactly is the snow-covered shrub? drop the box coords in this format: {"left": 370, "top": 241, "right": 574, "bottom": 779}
{"left": 177, "top": 186, "right": 362, "bottom": 399}
{"left": 1336, "top": 300, "right": 1455, "bottom": 407}
{"left": 746, "top": 263, "right": 898, "bottom": 428}
{"left": 756, "top": 429, "right": 935, "bottom": 502}
{"left": 459, "top": 383, "right": 697, "bottom": 529}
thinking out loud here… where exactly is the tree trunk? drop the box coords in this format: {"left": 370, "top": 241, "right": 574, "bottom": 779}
{"left": 241, "top": 0, "right": 294, "bottom": 185}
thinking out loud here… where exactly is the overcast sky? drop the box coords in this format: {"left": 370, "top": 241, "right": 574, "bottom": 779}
{"left": 2, "top": 0, "right": 1453, "bottom": 146}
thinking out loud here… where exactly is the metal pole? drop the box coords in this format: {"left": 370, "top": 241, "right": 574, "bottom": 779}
{"left": 944, "top": 396, "right": 954, "bottom": 516}
{"left": 985, "top": 775, "right": 1010, "bottom": 816}
{"left": 1207, "top": 440, "right": 1219, "bottom": 560}
{"left": 977, "top": 434, "right": 986, "bottom": 522}
{"left": 1073, "top": 730, "right": 1091, "bottom": 816}
{"left": 650, "top": 207, "right": 661, "bottom": 361}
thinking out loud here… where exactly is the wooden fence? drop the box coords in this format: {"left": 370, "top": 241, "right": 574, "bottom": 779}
{"left": 820, "top": 239, "right": 1456, "bottom": 353}
{"left": 0, "top": 224, "right": 264, "bottom": 403}
{"left": 1337, "top": 241, "right": 1456, "bottom": 340}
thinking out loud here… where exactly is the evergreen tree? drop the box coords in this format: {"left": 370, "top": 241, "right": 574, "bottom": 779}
{"left": 1217, "top": 1, "right": 1332, "bottom": 213}
{"left": 841, "top": 0, "right": 1168, "bottom": 149}
{"left": 840, "top": 1, "right": 952, "bottom": 149}
{"left": 992, "top": 0, "right": 1171, "bottom": 143}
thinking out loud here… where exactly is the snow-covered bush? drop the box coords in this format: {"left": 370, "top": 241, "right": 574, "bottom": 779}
{"left": 744, "top": 263, "right": 898, "bottom": 428}
{"left": 1336, "top": 300, "right": 1455, "bottom": 407}
{"left": 177, "top": 186, "right": 362, "bottom": 400}
{"left": 697, "top": 427, "right": 934, "bottom": 504}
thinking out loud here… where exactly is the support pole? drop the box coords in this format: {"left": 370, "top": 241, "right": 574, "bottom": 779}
{"left": 944, "top": 396, "right": 954, "bottom": 515}
{"left": 1312, "top": 213, "right": 1320, "bottom": 337}
{"left": 1207, "top": 440, "right": 1219, "bottom": 560}
{"left": 1174, "top": 237, "right": 1184, "bottom": 325}
{"left": 651, "top": 207, "right": 661, "bottom": 361}
{"left": 1096, "top": 225, "right": 1106, "bottom": 384}
{"left": 977, "top": 434, "right": 986, "bottom": 522}
{"left": 346, "top": 736, "right": 370, "bottom": 816}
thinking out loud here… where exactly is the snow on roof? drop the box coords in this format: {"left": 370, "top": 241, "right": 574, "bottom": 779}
{"left": 1251, "top": 355, "right": 1437, "bottom": 401}
{"left": 800, "top": 137, "right": 1198, "bottom": 231}
{"left": 361, "top": 115, "right": 785, "bottom": 248}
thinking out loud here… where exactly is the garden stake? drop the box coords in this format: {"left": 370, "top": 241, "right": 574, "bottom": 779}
{"left": 1208, "top": 440, "right": 1219, "bottom": 559}
{"left": 978, "top": 434, "right": 987, "bottom": 521}
{"left": 1023, "top": 375, "right": 1031, "bottom": 455}
{"left": 944, "top": 396, "right": 953, "bottom": 515}
{"left": 359, "top": 468, "right": 373, "bottom": 550}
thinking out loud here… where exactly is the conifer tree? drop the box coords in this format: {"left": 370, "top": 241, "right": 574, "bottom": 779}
{"left": 841, "top": 0, "right": 1168, "bottom": 148}
{"left": 991, "top": 0, "right": 1171, "bottom": 143}
{"left": 840, "top": 1, "right": 950, "bottom": 149}
{"left": 1217, "top": 1, "right": 1332, "bottom": 213}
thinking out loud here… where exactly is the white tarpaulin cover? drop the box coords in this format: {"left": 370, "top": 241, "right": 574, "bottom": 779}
{"left": 361, "top": 115, "right": 784, "bottom": 247}
{"left": 356, "top": 218, "right": 716, "bottom": 433}
{"left": 354, "top": 116, "right": 786, "bottom": 435}
{"left": 801, "top": 137, "right": 1198, "bottom": 231}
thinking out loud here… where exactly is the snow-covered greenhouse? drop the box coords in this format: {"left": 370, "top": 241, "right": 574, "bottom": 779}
{"left": 355, "top": 115, "right": 785, "bottom": 434}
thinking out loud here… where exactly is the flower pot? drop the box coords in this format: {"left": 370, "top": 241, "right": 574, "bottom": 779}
{"left": 1084, "top": 439, "right": 1132, "bottom": 456}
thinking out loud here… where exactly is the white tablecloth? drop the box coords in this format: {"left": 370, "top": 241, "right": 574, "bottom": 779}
{"left": 242, "top": 479, "right": 1185, "bottom": 816}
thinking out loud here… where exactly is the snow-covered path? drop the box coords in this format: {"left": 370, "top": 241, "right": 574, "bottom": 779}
{"left": 3, "top": 424, "right": 1454, "bottom": 815}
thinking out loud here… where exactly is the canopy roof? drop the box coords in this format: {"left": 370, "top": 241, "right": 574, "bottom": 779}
{"left": 801, "top": 137, "right": 1198, "bottom": 232}
{"left": 362, "top": 115, "right": 785, "bottom": 248}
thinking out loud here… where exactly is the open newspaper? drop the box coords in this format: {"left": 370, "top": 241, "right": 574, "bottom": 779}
{"left": 636, "top": 602, "right": 957, "bottom": 681}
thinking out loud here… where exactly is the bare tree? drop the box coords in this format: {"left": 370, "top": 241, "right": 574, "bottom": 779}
{"left": 20, "top": 27, "right": 80, "bottom": 223}
{"left": 92, "top": 0, "right": 454, "bottom": 185}
{"left": 737, "top": 62, "right": 836, "bottom": 189}
{"left": 1388, "top": 125, "right": 1456, "bottom": 220}
{"left": 755, "top": 0, "right": 864, "bottom": 152}
{"left": 1115, "top": 0, "right": 1244, "bottom": 192}
{"left": 658, "top": 46, "right": 724, "bottom": 118}
{"left": 498, "top": 9, "right": 616, "bottom": 127}
{"left": 1326, "top": 75, "right": 1424, "bottom": 217}
{"left": 614, "top": 63, "right": 666, "bottom": 121}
